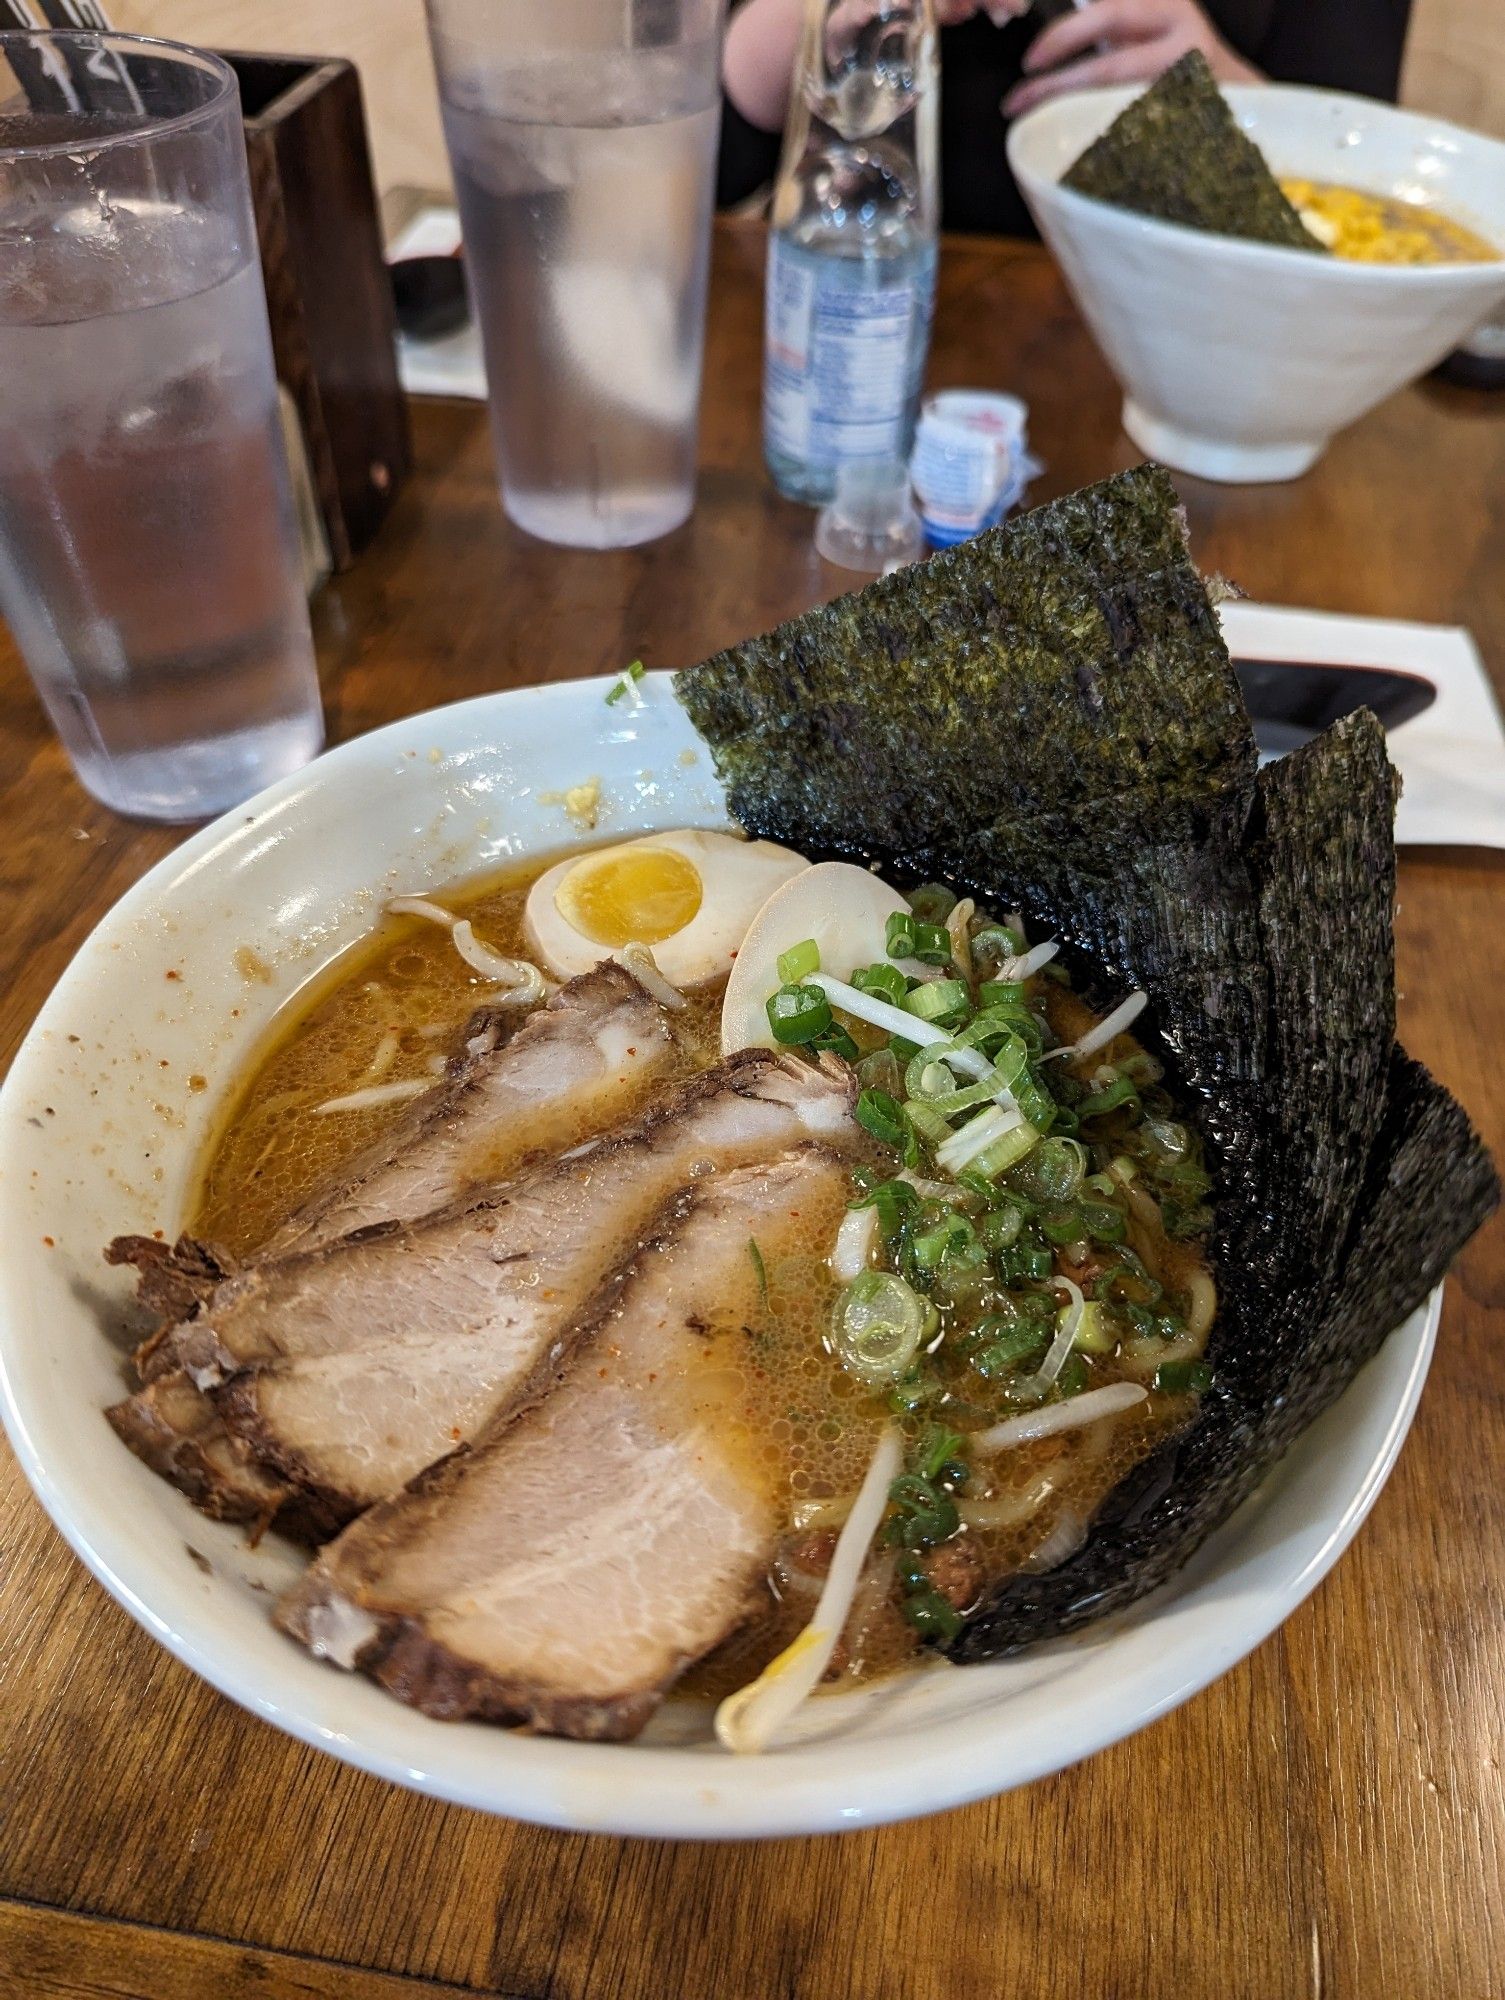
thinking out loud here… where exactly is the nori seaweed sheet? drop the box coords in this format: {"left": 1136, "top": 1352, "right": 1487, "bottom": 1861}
{"left": 673, "top": 466, "right": 1499, "bottom": 1656}
{"left": 1060, "top": 50, "right": 1325, "bottom": 252}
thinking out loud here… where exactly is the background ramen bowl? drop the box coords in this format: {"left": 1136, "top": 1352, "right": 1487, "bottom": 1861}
{"left": 1009, "top": 85, "right": 1505, "bottom": 484}
{"left": 0, "top": 681, "right": 1439, "bottom": 1837}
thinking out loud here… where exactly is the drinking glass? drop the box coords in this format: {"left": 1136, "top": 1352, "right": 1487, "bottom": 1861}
{"left": 0, "top": 32, "right": 324, "bottom": 822}
{"left": 425, "top": 0, "right": 724, "bottom": 549}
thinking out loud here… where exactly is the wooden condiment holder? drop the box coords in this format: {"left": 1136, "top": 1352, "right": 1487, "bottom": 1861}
{"left": 226, "top": 51, "right": 411, "bottom": 572}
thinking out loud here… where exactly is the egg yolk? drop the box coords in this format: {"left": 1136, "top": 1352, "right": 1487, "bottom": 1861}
{"left": 554, "top": 846, "right": 703, "bottom": 948}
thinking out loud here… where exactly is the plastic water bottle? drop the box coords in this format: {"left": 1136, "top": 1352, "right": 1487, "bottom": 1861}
{"left": 762, "top": 0, "right": 939, "bottom": 505}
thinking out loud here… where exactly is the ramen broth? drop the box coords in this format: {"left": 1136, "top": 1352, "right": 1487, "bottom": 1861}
{"left": 193, "top": 849, "right": 1215, "bottom": 1691}
{"left": 194, "top": 855, "right": 717, "bottom": 1255}
{"left": 1280, "top": 178, "right": 1500, "bottom": 264}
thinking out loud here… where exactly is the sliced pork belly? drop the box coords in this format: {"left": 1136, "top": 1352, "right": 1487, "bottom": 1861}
{"left": 106, "top": 1370, "right": 290, "bottom": 1525}
{"left": 278, "top": 1147, "right": 847, "bottom": 1738}
{"left": 153, "top": 1052, "right": 855, "bottom": 1525}
{"left": 106, "top": 962, "right": 677, "bottom": 1528}
{"left": 269, "top": 960, "right": 677, "bottom": 1254}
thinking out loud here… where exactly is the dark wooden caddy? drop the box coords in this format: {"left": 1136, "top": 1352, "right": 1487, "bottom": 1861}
{"left": 228, "top": 51, "right": 412, "bottom": 571}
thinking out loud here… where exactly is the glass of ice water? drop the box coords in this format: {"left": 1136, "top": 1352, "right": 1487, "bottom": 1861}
{"left": 0, "top": 32, "right": 324, "bottom": 822}
{"left": 425, "top": 0, "right": 724, "bottom": 549}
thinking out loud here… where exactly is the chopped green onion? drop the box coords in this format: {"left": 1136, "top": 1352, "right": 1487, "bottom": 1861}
{"left": 833, "top": 1271, "right": 928, "bottom": 1386}
{"left": 980, "top": 1204, "right": 1026, "bottom": 1250}
{"left": 850, "top": 1176, "right": 919, "bottom": 1235}
{"left": 911, "top": 921, "right": 954, "bottom": 967}
{"left": 980, "top": 1030, "right": 1031, "bottom": 1091}
{"left": 898, "top": 1581, "right": 963, "bottom": 1642}
{"left": 888, "top": 1473, "right": 959, "bottom": 1548}
{"left": 1079, "top": 1198, "right": 1127, "bottom": 1244}
{"left": 855, "top": 1087, "right": 906, "bottom": 1148}
{"left": 1007, "top": 1136, "right": 1087, "bottom": 1206}
{"left": 904, "top": 1052, "right": 956, "bottom": 1102}
{"left": 985, "top": 1007, "right": 1046, "bottom": 1055}
{"left": 1155, "top": 1359, "right": 1213, "bottom": 1394}
{"left": 914, "top": 1423, "right": 966, "bottom": 1483}
{"left": 766, "top": 983, "right": 831, "bottom": 1046}
{"left": 969, "top": 1120, "right": 1041, "bottom": 1180}
{"left": 1162, "top": 1200, "right": 1214, "bottom": 1241}
{"left": 888, "top": 1365, "right": 939, "bottom": 1416}
{"left": 1089, "top": 1252, "right": 1161, "bottom": 1306}
{"left": 1040, "top": 1206, "right": 1085, "bottom": 1246}
{"left": 748, "top": 1237, "right": 768, "bottom": 1303}
{"left": 1010, "top": 1074, "right": 1057, "bottom": 1133}
{"left": 934, "top": 1103, "right": 1020, "bottom": 1173}
{"left": 970, "top": 924, "right": 1024, "bottom": 966}
{"left": 906, "top": 884, "right": 957, "bottom": 925}
{"left": 906, "top": 1047, "right": 1008, "bottom": 1117}
{"left": 885, "top": 910, "right": 917, "bottom": 960}
{"left": 777, "top": 938, "right": 820, "bottom": 985}
{"left": 853, "top": 961, "right": 908, "bottom": 1007}
{"left": 996, "top": 1241, "right": 1053, "bottom": 1282}
{"left": 971, "top": 1315, "right": 1050, "bottom": 1378}
{"left": 911, "top": 1215, "right": 983, "bottom": 1272}
{"left": 1079, "top": 1075, "right": 1140, "bottom": 1118}
{"left": 603, "top": 658, "right": 645, "bottom": 705}
{"left": 978, "top": 980, "right": 1026, "bottom": 1008}
{"left": 903, "top": 1098, "right": 954, "bottom": 1148}
{"left": 814, "top": 1024, "right": 860, "bottom": 1062}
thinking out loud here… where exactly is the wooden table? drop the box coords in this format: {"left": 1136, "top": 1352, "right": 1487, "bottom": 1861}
{"left": 2, "top": 222, "right": 1503, "bottom": 2000}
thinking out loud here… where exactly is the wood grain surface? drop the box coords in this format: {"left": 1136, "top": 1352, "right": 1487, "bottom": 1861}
{"left": 1, "top": 227, "right": 1502, "bottom": 2000}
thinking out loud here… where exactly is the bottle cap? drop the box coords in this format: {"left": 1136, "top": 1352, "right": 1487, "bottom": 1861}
{"left": 814, "top": 460, "right": 926, "bottom": 573}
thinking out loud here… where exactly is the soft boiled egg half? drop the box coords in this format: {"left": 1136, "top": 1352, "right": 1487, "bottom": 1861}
{"left": 523, "top": 829, "right": 810, "bottom": 988}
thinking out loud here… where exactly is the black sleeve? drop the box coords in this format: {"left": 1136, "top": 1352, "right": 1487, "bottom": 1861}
{"left": 1251, "top": 0, "right": 1414, "bottom": 102}
{"left": 717, "top": 89, "right": 784, "bottom": 209}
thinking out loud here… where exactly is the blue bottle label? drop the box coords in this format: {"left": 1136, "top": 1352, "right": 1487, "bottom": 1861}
{"left": 765, "top": 234, "right": 933, "bottom": 470}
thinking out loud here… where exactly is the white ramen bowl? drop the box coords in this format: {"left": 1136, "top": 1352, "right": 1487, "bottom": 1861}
{"left": 1008, "top": 84, "right": 1505, "bottom": 483}
{"left": 0, "top": 678, "right": 1439, "bottom": 1838}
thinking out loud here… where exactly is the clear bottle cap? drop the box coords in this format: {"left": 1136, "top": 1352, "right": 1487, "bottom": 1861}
{"left": 814, "top": 460, "right": 926, "bottom": 573}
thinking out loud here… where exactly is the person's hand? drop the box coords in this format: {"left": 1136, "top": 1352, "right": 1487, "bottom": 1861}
{"left": 1002, "top": 0, "right": 1260, "bottom": 119}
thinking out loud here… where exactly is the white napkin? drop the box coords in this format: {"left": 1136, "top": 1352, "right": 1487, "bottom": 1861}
{"left": 1220, "top": 601, "right": 1505, "bottom": 849}
{"left": 389, "top": 206, "right": 488, "bottom": 402}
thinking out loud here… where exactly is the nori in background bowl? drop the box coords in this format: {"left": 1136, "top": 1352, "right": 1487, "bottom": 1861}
{"left": 1059, "top": 48, "right": 1324, "bottom": 251}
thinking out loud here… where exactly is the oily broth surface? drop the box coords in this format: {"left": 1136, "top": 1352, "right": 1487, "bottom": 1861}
{"left": 193, "top": 855, "right": 719, "bottom": 1256}
{"left": 193, "top": 846, "right": 1214, "bottom": 1694}
{"left": 1279, "top": 177, "right": 1500, "bottom": 264}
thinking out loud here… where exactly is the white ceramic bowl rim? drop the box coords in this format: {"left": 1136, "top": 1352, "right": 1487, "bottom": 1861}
{"left": 1009, "top": 80, "right": 1505, "bottom": 277}
{"left": 0, "top": 679, "right": 1441, "bottom": 1838}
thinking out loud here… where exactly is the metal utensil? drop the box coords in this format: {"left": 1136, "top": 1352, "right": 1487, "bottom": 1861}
{"left": 29, "top": 0, "right": 140, "bottom": 114}
{"left": 0, "top": 1, "right": 77, "bottom": 109}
